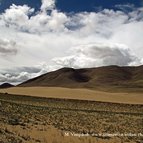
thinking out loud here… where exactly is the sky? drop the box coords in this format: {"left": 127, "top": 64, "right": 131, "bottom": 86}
{"left": 0, "top": 0, "right": 143, "bottom": 84}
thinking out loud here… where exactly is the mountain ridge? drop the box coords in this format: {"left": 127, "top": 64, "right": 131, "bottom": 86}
{"left": 18, "top": 65, "right": 143, "bottom": 90}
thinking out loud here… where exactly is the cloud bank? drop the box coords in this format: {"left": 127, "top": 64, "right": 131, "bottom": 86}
{"left": 53, "top": 43, "right": 140, "bottom": 68}
{"left": 0, "top": 38, "right": 17, "bottom": 55}
{"left": 0, "top": 1, "right": 143, "bottom": 83}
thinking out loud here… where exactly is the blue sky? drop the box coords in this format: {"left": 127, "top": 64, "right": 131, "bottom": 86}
{"left": 56, "top": 0, "right": 143, "bottom": 12}
{"left": 0, "top": 0, "right": 143, "bottom": 83}
{"left": 0, "top": 0, "right": 41, "bottom": 12}
{"left": 0, "top": 0, "right": 143, "bottom": 13}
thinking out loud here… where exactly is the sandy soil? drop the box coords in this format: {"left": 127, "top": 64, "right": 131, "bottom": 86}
{"left": 1, "top": 123, "right": 127, "bottom": 143}
{"left": 0, "top": 87, "right": 143, "bottom": 104}
{"left": 1, "top": 94, "right": 142, "bottom": 143}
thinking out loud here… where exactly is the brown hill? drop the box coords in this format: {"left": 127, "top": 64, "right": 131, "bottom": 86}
{"left": 0, "top": 83, "right": 14, "bottom": 89}
{"left": 19, "top": 65, "right": 143, "bottom": 91}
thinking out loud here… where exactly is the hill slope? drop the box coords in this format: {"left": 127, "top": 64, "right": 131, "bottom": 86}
{"left": 0, "top": 83, "right": 14, "bottom": 89}
{"left": 19, "top": 65, "right": 143, "bottom": 90}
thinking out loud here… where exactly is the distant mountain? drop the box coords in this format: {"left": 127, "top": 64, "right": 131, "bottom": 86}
{"left": 18, "top": 65, "right": 143, "bottom": 90}
{"left": 0, "top": 83, "right": 14, "bottom": 88}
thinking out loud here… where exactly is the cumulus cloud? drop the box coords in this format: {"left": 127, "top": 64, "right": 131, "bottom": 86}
{"left": 0, "top": 63, "right": 60, "bottom": 84}
{"left": 0, "top": 66, "right": 41, "bottom": 84}
{"left": 0, "top": 3, "right": 68, "bottom": 33}
{"left": 53, "top": 43, "right": 140, "bottom": 68}
{"left": 0, "top": 72, "right": 31, "bottom": 84}
{"left": 41, "top": 0, "right": 55, "bottom": 11}
{"left": 69, "top": 10, "right": 129, "bottom": 37}
{"left": 0, "top": 38, "right": 17, "bottom": 55}
{"left": 0, "top": 0, "right": 143, "bottom": 83}
{"left": 27, "top": 10, "right": 68, "bottom": 33}
{"left": 1, "top": 4, "right": 34, "bottom": 29}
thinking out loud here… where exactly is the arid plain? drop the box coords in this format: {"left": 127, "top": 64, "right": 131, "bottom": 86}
{"left": 1, "top": 87, "right": 143, "bottom": 104}
{"left": 0, "top": 66, "right": 143, "bottom": 143}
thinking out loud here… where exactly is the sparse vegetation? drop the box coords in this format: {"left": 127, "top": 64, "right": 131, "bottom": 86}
{"left": 0, "top": 93, "right": 143, "bottom": 143}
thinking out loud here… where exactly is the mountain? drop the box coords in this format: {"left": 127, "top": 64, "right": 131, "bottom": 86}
{"left": 19, "top": 65, "right": 143, "bottom": 90}
{"left": 0, "top": 83, "right": 14, "bottom": 89}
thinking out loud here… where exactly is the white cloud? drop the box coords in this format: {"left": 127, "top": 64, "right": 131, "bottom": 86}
{"left": 115, "top": 4, "right": 135, "bottom": 12}
{"left": 0, "top": 4, "right": 68, "bottom": 33}
{"left": 0, "top": 38, "right": 17, "bottom": 55}
{"left": 53, "top": 43, "right": 140, "bottom": 68}
{"left": 0, "top": 63, "right": 60, "bottom": 84}
{"left": 1, "top": 4, "right": 34, "bottom": 29}
{"left": 41, "top": 0, "right": 55, "bottom": 11}
{"left": 0, "top": 1, "right": 143, "bottom": 83}
{"left": 71, "top": 10, "right": 129, "bottom": 38}
{"left": 1, "top": 42, "right": 140, "bottom": 84}
{"left": 27, "top": 10, "right": 68, "bottom": 33}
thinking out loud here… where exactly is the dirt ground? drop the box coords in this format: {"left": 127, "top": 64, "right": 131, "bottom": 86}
{"left": 0, "top": 93, "right": 143, "bottom": 143}
{"left": 1, "top": 87, "right": 143, "bottom": 104}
